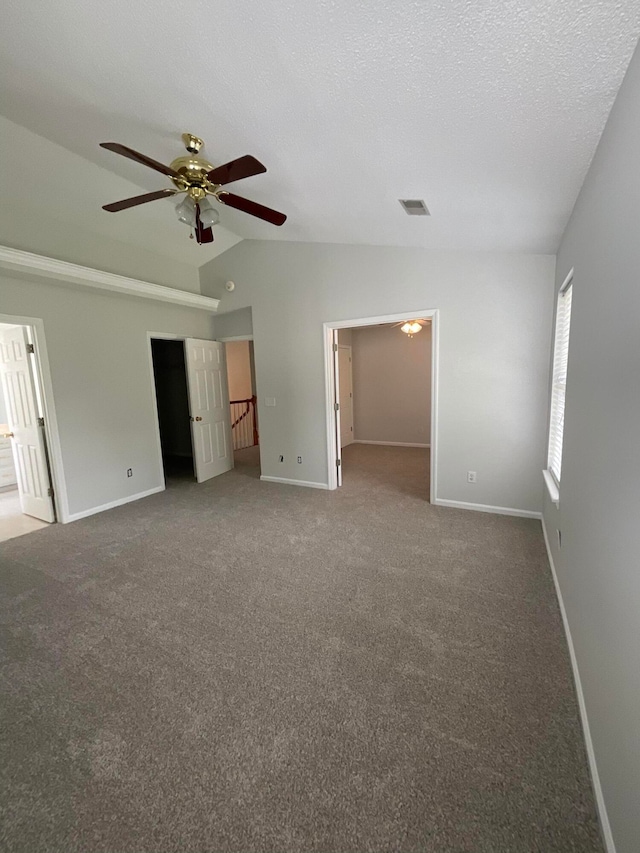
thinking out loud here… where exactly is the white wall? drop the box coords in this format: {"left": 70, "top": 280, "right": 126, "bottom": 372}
{"left": 225, "top": 340, "right": 253, "bottom": 400}
{"left": 351, "top": 323, "right": 431, "bottom": 445}
{"left": 201, "top": 242, "right": 555, "bottom": 512}
{"left": 542, "top": 42, "right": 640, "bottom": 853}
{"left": 0, "top": 273, "right": 214, "bottom": 518}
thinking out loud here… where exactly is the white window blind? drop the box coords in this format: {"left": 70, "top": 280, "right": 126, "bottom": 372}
{"left": 547, "top": 281, "right": 573, "bottom": 484}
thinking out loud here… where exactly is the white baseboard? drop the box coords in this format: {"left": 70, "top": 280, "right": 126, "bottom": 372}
{"left": 353, "top": 440, "right": 430, "bottom": 448}
{"left": 64, "top": 485, "right": 165, "bottom": 523}
{"left": 260, "top": 475, "right": 329, "bottom": 490}
{"left": 541, "top": 519, "right": 615, "bottom": 853}
{"left": 433, "top": 498, "right": 541, "bottom": 519}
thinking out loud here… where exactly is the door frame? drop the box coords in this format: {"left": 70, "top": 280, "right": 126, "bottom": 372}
{"left": 0, "top": 312, "right": 67, "bottom": 522}
{"left": 323, "top": 309, "right": 439, "bottom": 501}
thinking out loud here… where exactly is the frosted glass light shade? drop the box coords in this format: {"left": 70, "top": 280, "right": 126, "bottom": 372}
{"left": 198, "top": 198, "right": 220, "bottom": 228}
{"left": 401, "top": 321, "right": 422, "bottom": 336}
{"left": 175, "top": 196, "right": 197, "bottom": 227}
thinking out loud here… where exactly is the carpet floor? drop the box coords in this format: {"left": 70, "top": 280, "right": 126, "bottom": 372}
{"left": 0, "top": 444, "right": 602, "bottom": 852}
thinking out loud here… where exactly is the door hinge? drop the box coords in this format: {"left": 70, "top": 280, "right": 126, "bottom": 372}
{"left": 336, "top": 458, "right": 341, "bottom": 467}
{"left": 27, "top": 343, "right": 35, "bottom": 354}
{"left": 47, "top": 487, "right": 54, "bottom": 498}
{"left": 37, "top": 417, "right": 45, "bottom": 427}
{"left": 333, "top": 343, "right": 338, "bottom": 352}
{"left": 334, "top": 402, "right": 340, "bottom": 411}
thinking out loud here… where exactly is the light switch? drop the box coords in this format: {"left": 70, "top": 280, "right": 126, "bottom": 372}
{"left": 265, "top": 397, "right": 276, "bottom": 407}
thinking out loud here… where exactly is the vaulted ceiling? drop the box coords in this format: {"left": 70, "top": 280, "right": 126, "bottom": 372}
{"left": 1, "top": 0, "right": 639, "bottom": 259}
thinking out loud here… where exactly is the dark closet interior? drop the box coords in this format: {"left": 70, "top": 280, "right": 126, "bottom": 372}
{"left": 151, "top": 339, "right": 194, "bottom": 480}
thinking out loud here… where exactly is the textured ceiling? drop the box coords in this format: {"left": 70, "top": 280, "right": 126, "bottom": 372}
{"left": 1, "top": 0, "right": 639, "bottom": 255}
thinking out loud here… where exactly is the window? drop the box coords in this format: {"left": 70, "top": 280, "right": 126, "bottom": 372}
{"left": 547, "top": 275, "right": 573, "bottom": 485}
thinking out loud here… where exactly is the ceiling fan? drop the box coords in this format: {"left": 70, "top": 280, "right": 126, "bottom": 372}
{"left": 100, "top": 132, "right": 287, "bottom": 244}
{"left": 393, "top": 318, "right": 430, "bottom": 338}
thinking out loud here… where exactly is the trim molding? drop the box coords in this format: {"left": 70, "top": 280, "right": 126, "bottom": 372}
{"left": 541, "top": 519, "right": 616, "bottom": 853}
{"left": 354, "top": 440, "right": 430, "bottom": 448}
{"left": 260, "top": 475, "right": 329, "bottom": 490}
{"left": 433, "top": 498, "right": 541, "bottom": 519}
{"left": 217, "top": 335, "right": 254, "bottom": 342}
{"left": 0, "top": 246, "right": 220, "bottom": 312}
{"left": 64, "top": 485, "right": 164, "bottom": 523}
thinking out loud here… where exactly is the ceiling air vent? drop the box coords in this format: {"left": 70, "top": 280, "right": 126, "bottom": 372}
{"left": 399, "top": 199, "right": 430, "bottom": 216}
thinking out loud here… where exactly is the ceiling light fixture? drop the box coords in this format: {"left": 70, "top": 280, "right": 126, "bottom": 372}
{"left": 198, "top": 197, "right": 220, "bottom": 228}
{"left": 175, "top": 195, "right": 197, "bottom": 227}
{"left": 400, "top": 321, "right": 423, "bottom": 338}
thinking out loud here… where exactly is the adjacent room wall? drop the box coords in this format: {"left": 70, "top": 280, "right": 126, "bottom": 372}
{"left": 351, "top": 323, "right": 431, "bottom": 446}
{"left": 542, "top": 42, "right": 640, "bottom": 853}
{"left": 200, "top": 243, "right": 555, "bottom": 512}
{"left": 225, "top": 340, "right": 253, "bottom": 400}
{"left": 0, "top": 273, "right": 214, "bottom": 519}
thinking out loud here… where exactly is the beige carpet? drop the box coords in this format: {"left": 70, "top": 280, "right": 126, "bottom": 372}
{"left": 0, "top": 444, "right": 602, "bottom": 852}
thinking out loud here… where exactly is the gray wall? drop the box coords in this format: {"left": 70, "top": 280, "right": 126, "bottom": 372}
{"left": 201, "top": 242, "right": 555, "bottom": 511}
{"left": 351, "top": 324, "right": 431, "bottom": 445}
{"left": 0, "top": 273, "right": 213, "bottom": 517}
{"left": 213, "top": 306, "right": 253, "bottom": 340}
{"left": 542, "top": 43, "right": 640, "bottom": 853}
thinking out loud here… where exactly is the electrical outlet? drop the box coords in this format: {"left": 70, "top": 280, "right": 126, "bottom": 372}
{"left": 127, "top": 468, "right": 133, "bottom": 478}
{"left": 279, "top": 455, "right": 284, "bottom": 463}
{"left": 467, "top": 471, "right": 477, "bottom": 483}
{"left": 297, "top": 456, "right": 302, "bottom": 463}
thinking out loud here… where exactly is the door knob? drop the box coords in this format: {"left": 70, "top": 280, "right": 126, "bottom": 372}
{"left": 195, "top": 416, "right": 203, "bottom": 422}
{"left": 1, "top": 432, "right": 14, "bottom": 438}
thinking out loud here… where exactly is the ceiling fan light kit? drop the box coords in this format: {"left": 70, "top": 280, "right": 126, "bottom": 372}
{"left": 100, "top": 133, "right": 287, "bottom": 244}
{"left": 395, "top": 318, "right": 429, "bottom": 338}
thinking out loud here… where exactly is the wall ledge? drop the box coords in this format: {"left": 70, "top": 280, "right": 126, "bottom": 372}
{"left": 0, "top": 245, "right": 220, "bottom": 312}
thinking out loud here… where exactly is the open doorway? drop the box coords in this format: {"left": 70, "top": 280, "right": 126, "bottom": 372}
{"left": 149, "top": 335, "right": 234, "bottom": 487}
{"left": 325, "top": 310, "right": 438, "bottom": 502}
{"left": 224, "top": 339, "right": 261, "bottom": 479}
{"left": 150, "top": 339, "right": 195, "bottom": 483}
{"left": 0, "top": 321, "right": 57, "bottom": 541}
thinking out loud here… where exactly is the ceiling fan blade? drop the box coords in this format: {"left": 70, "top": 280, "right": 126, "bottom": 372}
{"left": 207, "top": 155, "right": 266, "bottom": 186}
{"left": 195, "top": 205, "right": 214, "bottom": 244}
{"left": 102, "top": 188, "right": 178, "bottom": 212}
{"left": 218, "top": 191, "right": 286, "bottom": 226}
{"left": 100, "top": 142, "right": 181, "bottom": 179}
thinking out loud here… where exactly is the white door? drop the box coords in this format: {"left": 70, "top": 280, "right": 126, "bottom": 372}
{"left": 0, "top": 327, "right": 55, "bottom": 522}
{"left": 185, "top": 338, "right": 233, "bottom": 483}
{"left": 332, "top": 330, "right": 342, "bottom": 486}
{"left": 338, "top": 345, "right": 354, "bottom": 447}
